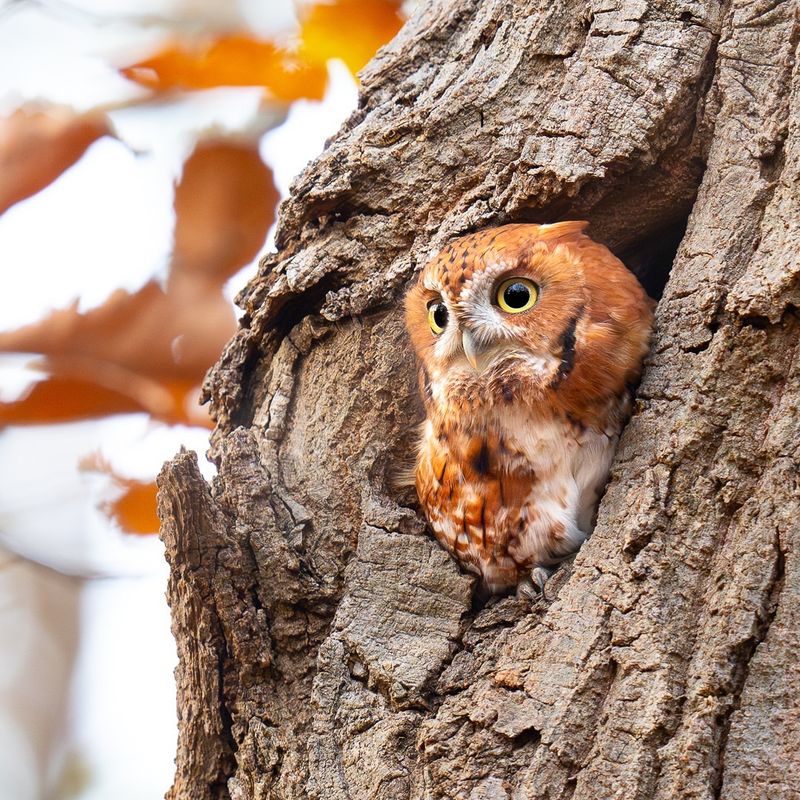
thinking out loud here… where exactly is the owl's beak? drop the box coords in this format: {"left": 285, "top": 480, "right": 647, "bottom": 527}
{"left": 461, "top": 330, "right": 484, "bottom": 371}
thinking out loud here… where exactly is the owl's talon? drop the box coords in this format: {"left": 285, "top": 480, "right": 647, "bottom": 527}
{"left": 530, "top": 565, "right": 555, "bottom": 591}
{"left": 516, "top": 578, "right": 539, "bottom": 600}
{"left": 516, "top": 566, "right": 558, "bottom": 600}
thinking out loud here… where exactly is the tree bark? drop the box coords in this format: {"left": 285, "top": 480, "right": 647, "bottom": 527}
{"left": 157, "top": 1, "right": 800, "bottom": 798}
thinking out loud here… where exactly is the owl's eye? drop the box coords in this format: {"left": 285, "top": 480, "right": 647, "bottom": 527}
{"left": 427, "top": 301, "right": 448, "bottom": 334}
{"left": 496, "top": 278, "right": 538, "bottom": 313}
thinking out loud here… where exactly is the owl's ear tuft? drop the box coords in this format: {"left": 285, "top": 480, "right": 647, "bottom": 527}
{"left": 536, "top": 220, "right": 590, "bottom": 240}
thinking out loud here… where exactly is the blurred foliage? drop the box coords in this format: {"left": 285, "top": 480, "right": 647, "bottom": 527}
{"left": 120, "top": 35, "right": 330, "bottom": 100}
{"left": 302, "top": 0, "right": 404, "bottom": 73}
{"left": 0, "top": 138, "right": 276, "bottom": 428}
{"left": 120, "top": 0, "right": 403, "bottom": 97}
{"left": 0, "top": 108, "right": 110, "bottom": 214}
{"left": 104, "top": 478, "right": 161, "bottom": 536}
{"left": 0, "top": 0, "right": 404, "bottom": 537}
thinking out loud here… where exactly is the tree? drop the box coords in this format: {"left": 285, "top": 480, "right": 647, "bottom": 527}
{"left": 157, "top": 1, "right": 800, "bottom": 798}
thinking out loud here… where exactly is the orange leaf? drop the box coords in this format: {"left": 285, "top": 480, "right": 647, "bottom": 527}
{"left": 0, "top": 107, "right": 110, "bottom": 215}
{"left": 0, "top": 281, "right": 235, "bottom": 383}
{"left": 0, "top": 271, "right": 233, "bottom": 429}
{"left": 0, "top": 363, "right": 212, "bottom": 428}
{"left": 80, "top": 455, "right": 161, "bottom": 536}
{"left": 0, "top": 142, "right": 273, "bottom": 387}
{"left": 105, "top": 479, "right": 160, "bottom": 536}
{"left": 120, "top": 35, "right": 327, "bottom": 100}
{"left": 300, "top": 0, "right": 404, "bottom": 74}
{"left": 0, "top": 134, "right": 278, "bottom": 430}
{"left": 0, "top": 374, "right": 147, "bottom": 425}
{"left": 172, "top": 140, "right": 279, "bottom": 282}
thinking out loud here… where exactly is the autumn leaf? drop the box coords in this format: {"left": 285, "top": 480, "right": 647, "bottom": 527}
{"left": 0, "top": 373, "right": 148, "bottom": 425}
{"left": 300, "top": 0, "right": 404, "bottom": 74}
{"left": 0, "top": 107, "right": 111, "bottom": 215}
{"left": 103, "top": 479, "right": 160, "bottom": 536}
{"left": 172, "top": 139, "right": 279, "bottom": 281}
{"left": 79, "top": 454, "right": 161, "bottom": 535}
{"left": 120, "top": 34, "right": 327, "bottom": 101}
{"left": 119, "top": 1, "right": 405, "bottom": 98}
{"left": 0, "top": 282, "right": 235, "bottom": 383}
{"left": 0, "top": 362, "right": 210, "bottom": 428}
{"left": 0, "top": 138, "right": 275, "bottom": 428}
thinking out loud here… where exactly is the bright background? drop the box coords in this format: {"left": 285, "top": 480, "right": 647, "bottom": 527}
{"left": 0, "top": 1, "right": 407, "bottom": 798}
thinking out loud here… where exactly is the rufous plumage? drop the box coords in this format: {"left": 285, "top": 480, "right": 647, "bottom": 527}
{"left": 405, "top": 222, "right": 653, "bottom": 594}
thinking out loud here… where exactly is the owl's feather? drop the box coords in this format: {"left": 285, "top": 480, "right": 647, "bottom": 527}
{"left": 405, "top": 223, "right": 652, "bottom": 593}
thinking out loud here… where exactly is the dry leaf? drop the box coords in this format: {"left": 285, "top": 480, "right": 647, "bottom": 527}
{"left": 0, "top": 282, "right": 235, "bottom": 382}
{"left": 0, "top": 373, "right": 147, "bottom": 425}
{"left": 300, "top": 0, "right": 404, "bottom": 74}
{"left": 104, "top": 479, "right": 160, "bottom": 536}
{"left": 120, "top": 34, "right": 327, "bottom": 100}
{"left": 0, "top": 361, "right": 210, "bottom": 427}
{"left": 172, "top": 139, "right": 279, "bottom": 281}
{"left": 79, "top": 454, "right": 162, "bottom": 535}
{"left": 0, "top": 107, "right": 110, "bottom": 215}
{"left": 0, "top": 137, "right": 277, "bottom": 429}
{"left": 0, "top": 278, "right": 232, "bottom": 427}
{"left": 119, "top": 1, "right": 404, "bottom": 99}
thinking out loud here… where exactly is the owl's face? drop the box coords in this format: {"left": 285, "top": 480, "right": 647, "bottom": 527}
{"left": 405, "top": 222, "right": 652, "bottom": 425}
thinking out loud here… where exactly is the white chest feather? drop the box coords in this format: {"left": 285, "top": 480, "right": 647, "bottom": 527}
{"left": 496, "top": 409, "right": 618, "bottom": 540}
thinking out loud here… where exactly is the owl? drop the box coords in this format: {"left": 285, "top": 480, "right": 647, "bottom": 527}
{"left": 405, "top": 222, "right": 653, "bottom": 596}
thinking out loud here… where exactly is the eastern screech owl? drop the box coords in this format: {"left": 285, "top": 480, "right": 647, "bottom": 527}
{"left": 405, "top": 222, "right": 653, "bottom": 596}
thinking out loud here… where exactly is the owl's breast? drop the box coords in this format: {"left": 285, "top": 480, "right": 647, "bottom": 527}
{"left": 415, "top": 413, "right": 589, "bottom": 592}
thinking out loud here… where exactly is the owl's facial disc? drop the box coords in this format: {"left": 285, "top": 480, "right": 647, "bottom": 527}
{"left": 457, "top": 277, "right": 539, "bottom": 373}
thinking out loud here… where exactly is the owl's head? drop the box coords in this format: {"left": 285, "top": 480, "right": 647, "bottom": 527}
{"left": 405, "top": 222, "right": 653, "bottom": 426}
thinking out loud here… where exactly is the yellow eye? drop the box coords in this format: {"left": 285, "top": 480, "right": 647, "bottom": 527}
{"left": 496, "top": 278, "right": 538, "bottom": 313}
{"left": 427, "top": 300, "right": 448, "bottom": 334}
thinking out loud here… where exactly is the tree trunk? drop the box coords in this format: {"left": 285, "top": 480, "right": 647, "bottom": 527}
{"left": 157, "top": 1, "right": 800, "bottom": 798}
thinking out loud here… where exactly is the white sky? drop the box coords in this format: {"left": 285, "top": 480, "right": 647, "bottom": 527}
{"left": 0, "top": 1, "right": 359, "bottom": 797}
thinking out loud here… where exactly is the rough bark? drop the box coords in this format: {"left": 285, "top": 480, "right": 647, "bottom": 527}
{"left": 157, "top": 1, "right": 800, "bottom": 798}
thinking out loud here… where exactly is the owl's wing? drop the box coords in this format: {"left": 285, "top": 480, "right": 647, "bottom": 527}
{"left": 571, "top": 426, "right": 619, "bottom": 534}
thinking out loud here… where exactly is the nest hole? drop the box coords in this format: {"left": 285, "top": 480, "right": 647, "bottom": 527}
{"left": 616, "top": 215, "right": 689, "bottom": 301}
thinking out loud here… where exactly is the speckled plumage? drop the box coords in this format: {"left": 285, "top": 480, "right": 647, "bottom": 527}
{"left": 405, "top": 222, "right": 653, "bottom": 594}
